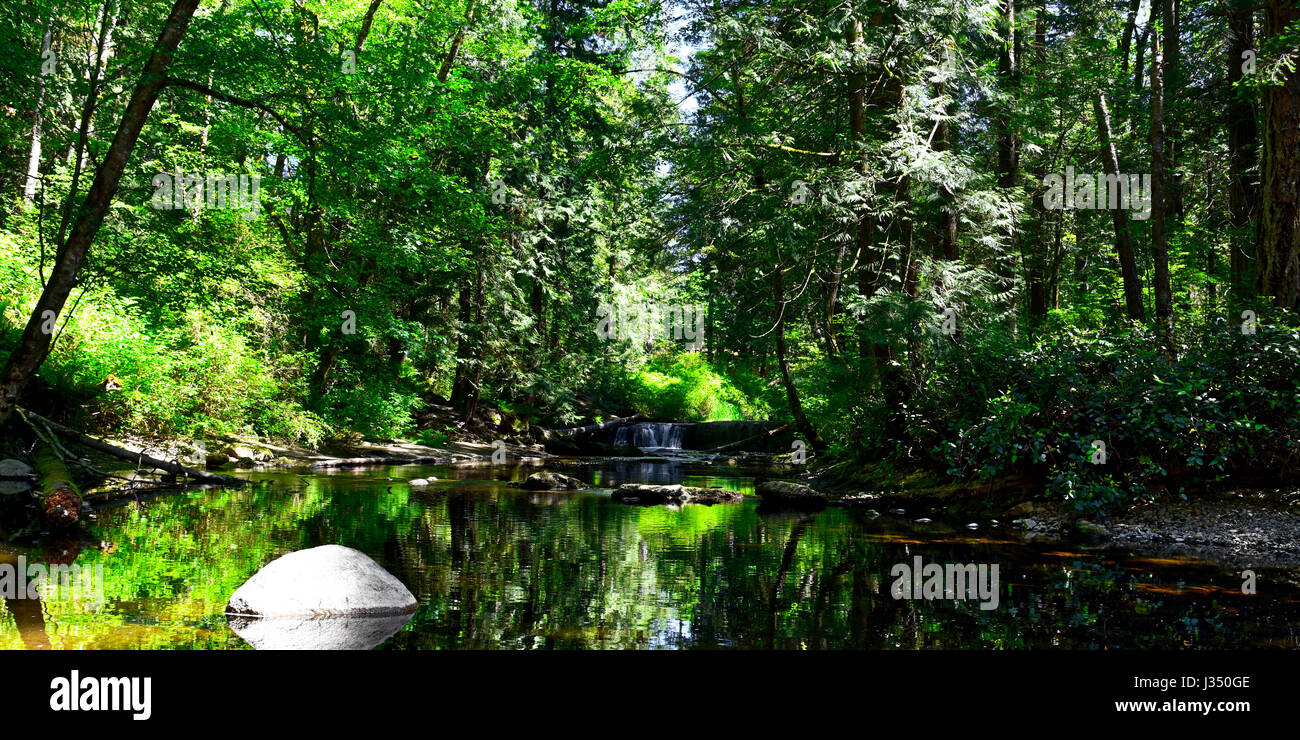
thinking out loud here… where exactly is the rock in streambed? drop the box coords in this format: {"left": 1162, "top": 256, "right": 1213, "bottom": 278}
{"left": 612, "top": 483, "right": 743, "bottom": 506}
{"left": 508, "top": 471, "right": 586, "bottom": 491}
{"left": 755, "top": 480, "right": 829, "bottom": 510}
{"left": 226, "top": 544, "right": 417, "bottom": 619}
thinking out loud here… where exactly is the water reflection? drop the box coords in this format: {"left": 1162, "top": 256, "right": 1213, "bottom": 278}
{"left": 0, "top": 461, "right": 1296, "bottom": 650}
{"left": 228, "top": 612, "right": 414, "bottom": 650}
{"left": 1, "top": 552, "right": 49, "bottom": 650}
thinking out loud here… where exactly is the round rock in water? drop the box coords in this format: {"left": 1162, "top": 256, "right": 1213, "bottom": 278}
{"left": 0, "top": 459, "right": 34, "bottom": 495}
{"left": 226, "top": 545, "right": 417, "bottom": 618}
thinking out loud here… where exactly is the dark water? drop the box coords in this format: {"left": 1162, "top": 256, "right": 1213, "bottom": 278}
{"left": 2, "top": 459, "right": 1297, "bottom": 649}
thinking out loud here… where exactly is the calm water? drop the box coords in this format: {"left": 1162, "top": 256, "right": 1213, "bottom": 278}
{"left": 2, "top": 459, "right": 1297, "bottom": 649}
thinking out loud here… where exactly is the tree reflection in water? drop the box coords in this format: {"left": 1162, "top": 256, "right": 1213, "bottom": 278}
{"left": 0, "top": 463, "right": 1295, "bottom": 650}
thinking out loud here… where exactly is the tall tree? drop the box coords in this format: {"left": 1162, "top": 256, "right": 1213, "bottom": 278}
{"left": 1095, "top": 92, "right": 1146, "bottom": 320}
{"left": 997, "top": 0, "right": 1020, "bottom": 330}
{"left": 21, "top": 13, "right": 54, "bottom": 202}
{"left": 1227, "top": 1, "right": 1259, "bottom": 302}
{"left": 1149, "top": 4, "right": 1174, "bottom": 333}
{"left": 0, "top": 0, "right": 203, "bottom": 425}
{"left": 1258, "top": 0, "right": 1300, "bottom": 307}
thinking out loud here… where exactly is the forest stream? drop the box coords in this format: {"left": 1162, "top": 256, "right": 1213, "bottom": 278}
{"left": 2, "top": 456, "right": 1297, "bottom": 650}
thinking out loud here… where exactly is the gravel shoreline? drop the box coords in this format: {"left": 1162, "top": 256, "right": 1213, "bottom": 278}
{"left": 987, "top": 489, "right": 1300, "bottom": 568}
{"left": 1099, "top": 499, "right": 1300, "bottom": 568}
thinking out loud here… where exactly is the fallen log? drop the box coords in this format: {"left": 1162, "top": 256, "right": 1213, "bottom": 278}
{"left": 537, "top": 414, "right": 642, "bottom": 439}
{"left": 34, "top": 442, "right": 83, "bottom": 528}
{"left": 20, "top": 408, "right": 245, "bottom": 486}
{"left": 309, "top": 456, "right": 451, "bottom": 469}
{"left": 701, "top": 423, "right": 794, "bottom": 453}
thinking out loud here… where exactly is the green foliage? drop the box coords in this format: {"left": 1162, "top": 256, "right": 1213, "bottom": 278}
{"left": 623, "top": 353, "right": 767, "bottom": 421}
{"left": 318, "top": 371, "right": 423, "bottom": 439}
{"left": 0, "top": 0, "right": 1295, "bottom": 524}
{"left": 414, "top": 428, "right": 451, "bottom": 447}
{"left": 907, "top": 315, "right": 1300, "bottom": 513}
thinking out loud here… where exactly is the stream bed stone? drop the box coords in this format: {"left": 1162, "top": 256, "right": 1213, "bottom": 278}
{"left": 226, "top": 544, "right": 417, "bottom": 618}
{"left": 612, "top": 483, "right": 743, "bottom": 505}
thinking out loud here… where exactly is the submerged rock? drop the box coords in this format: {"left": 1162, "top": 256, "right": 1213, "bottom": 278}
{"left": 1007, "top": 502, "right": 1034, "bottom": 517}
{"left": 0, "top": 459, "right": 34, "bottom": 495}
{"left": 511, "top": 471, "right": 585, "bottom": 491}
{"left": 755, "top": 481, "right": 828, "bottom": 510}
{"left": 612, "top": 483, "right": 743, "bottom": 506}
{"left": 1075, "top": 520, "right": 1110, "bottom": 537}
{"left": 226, "top": 545, "right": 417, "bottom": 618}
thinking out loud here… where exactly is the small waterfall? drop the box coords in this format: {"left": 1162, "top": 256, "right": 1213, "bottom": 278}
{"left": 614, "top": 422, "right": 690, "bottom": 450}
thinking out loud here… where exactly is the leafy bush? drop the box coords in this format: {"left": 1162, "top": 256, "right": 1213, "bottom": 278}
{"left": 414, "top": 428, "right": 450, "bottom": 447}
{"left": 901, "top": 315, "right": 1300, "bottom": 512}
{"left": 623, "top": 353, "right": 767, "bottom": 421}
{"left": 317, "top": 370, "right": 423, "bottom": 439}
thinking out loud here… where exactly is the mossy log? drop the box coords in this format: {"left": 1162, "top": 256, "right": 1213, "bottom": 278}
{"left": 536, "top": 414, "right": 642, "bottom": 439}
{"left": 20, "top": 407, "right": 244, "bottom": 486}
{"left": 34, "top": 443, "right": 82, "bottom": 528}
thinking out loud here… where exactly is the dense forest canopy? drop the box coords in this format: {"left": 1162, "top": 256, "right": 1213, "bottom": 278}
{"left": 0, "top": 0, "right": 1297, "bottom": 510}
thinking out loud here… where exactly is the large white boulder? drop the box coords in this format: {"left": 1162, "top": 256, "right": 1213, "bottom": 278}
{"left": 226, "top": 545, "right": 417, "bottom": 618}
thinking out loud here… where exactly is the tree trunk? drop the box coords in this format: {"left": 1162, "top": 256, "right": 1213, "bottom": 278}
{"left": 1227, "top": 4, "right": 1258, "bottom": 302}
{"left": 1048, "top": 206, "right": 1065, "bottom": 308}
{"left": 997, "top": 0, "right": 1020, "bottom": 331}
{"left": 437, "top": 0, "right": 477, "bottom": 83}
{"left": 849, "top": 14, "right": 880, "bottom": 371}
{"left": 462, "top": 260, "right": 486, "bottom": 421}
{"left": 1120, "top": 0, "right": 1141, "bottom": 75}
{"left": 1149, "top": 13, "right": 1174, "bottom": 332}
{"left": 57, "top": 0, "right": 119, "bottom": 249}
{"left": 355, "top": 0, "right": 384, "bottom": 55}
{"left": 1074, "top": 216, "right": 1090, "bottom": 296}
{"left": 934, "top": 47, "right": 959, "bottom": 261}
{"left": 1257, "top": 0, "right": 1300, "bottom": 307}
{"left": 1163, "top": 0, "right": 1183, "bottom": 221}
{"left": 1133, "top": 12, "right": 1151, "bottom": 89}
{"left": 1026, "top": 4, "right": 1049, "bottom": 322}
{"left": 0, "top": 0, "right": 203, "bottom": 427}
{"left": 22, "top": 16, "right": 55, "bottom": 201}
{"left": 772, "top": 268, "right": 821, "bottom": 451}
{"left": 450, "top": 274, "right": 475, "bottom": 412}
{"left": 822, "top": 242, "right": 848, "bottom": 357}
{"left": 1095, "top": 92, "right": 1147, "bottom": 320}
